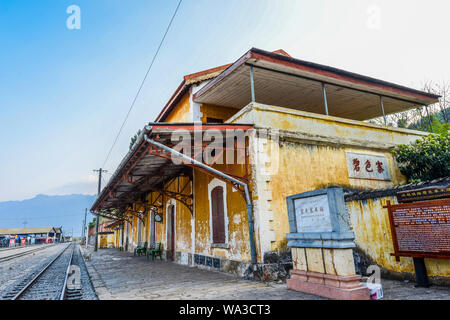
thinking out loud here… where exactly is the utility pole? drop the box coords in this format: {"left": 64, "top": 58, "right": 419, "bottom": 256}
{"left": 82, "top": 208, "right": 87, "bottom": 246}
{"left": 93, "top": 168, "right": 107, "bottom": 251}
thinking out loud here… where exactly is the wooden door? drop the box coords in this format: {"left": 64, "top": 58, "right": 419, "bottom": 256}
{"left": 211, "top": 186, "right": 225, "bottom": 243}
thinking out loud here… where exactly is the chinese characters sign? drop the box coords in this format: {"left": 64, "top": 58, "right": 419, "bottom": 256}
{"left": 346, "top": 152, "right": 390, "bottom": 181}
{"left": 294, "top": 194, "right": 332, "bottom": 233}
{"left": 397, "top": 186, "right": 450, "bottom": 203}
{"left": 384, "top": 199, "right": 450, "bottom": 259}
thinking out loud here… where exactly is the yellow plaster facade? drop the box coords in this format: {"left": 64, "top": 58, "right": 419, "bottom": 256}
{"left": 164, "top": 94, "right": 191, "bottom": 123}
{"left": 200, "top": 104, "right": 238, "bottom": 123}
{"left": 347, "top": 196, "right": 450, "bottom": 278}
{"left": 114, "top": 93, "right": 448, "bottom": 279}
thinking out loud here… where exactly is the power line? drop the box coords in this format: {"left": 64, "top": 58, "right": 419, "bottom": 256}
{"left": 101, "top": 174, "right": 108, "bottom": 187}
{"left": 101, "top": 0, "right": 183, "bottom": 169}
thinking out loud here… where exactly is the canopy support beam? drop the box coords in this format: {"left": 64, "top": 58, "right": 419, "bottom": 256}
{"left": 144, "top": 127, "right": 257, "bottom": 264}
{"left": 322, "top": 82, "right": 329, "bottom": 116}
{"left": 250, "top": 65, "right": 256, "bottom": 102}
{"left": 380, "top": 96, "right": 387, "bottom": 125}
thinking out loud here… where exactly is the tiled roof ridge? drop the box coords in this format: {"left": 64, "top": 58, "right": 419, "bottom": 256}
{"left": 344, "top": 176, "right": 450, "bottom": 201}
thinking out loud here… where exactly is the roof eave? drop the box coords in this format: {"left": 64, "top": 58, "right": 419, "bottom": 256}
{"left": 193, "top": 47, "right": 440, "bottom": 105}
{"left": 154, "top": 80, "right": 189, "bottom": 122}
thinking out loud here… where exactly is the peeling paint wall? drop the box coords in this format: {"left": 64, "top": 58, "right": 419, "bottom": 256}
{"left": 121, "top": 176, "right": 193, "bottom": 256}
{"left": 122, "top": 94, "right": 435, "bottom": 274}
{"left": 147, "top": 90, "right": 250, "bottom": 263}
{"left": 347, "top": 196, "right": 450, "bottom": 277}
{"left": 268, "top": 143, "right": 408, "bottom": 250}
{"left": 193, "top": 165, "right": 250, "bottom": 262}
{"left": 164, "top": 93, "right": 191, "bottom": 123}
{"left": 120, "top": 168, "right": 251, "bottom": 263}
{"left": 200, "top": 103, "right": 238, "bottom": 123}
{"left": 230, "top": 102, "right": 426, "bottom": 260}
{"left": 114, "top": 229, "right": 121, "bottom": 248}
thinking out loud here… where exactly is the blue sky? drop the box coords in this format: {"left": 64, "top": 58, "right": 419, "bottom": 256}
{"left": 1, "top": 0, "right": 449, "bottom": 202}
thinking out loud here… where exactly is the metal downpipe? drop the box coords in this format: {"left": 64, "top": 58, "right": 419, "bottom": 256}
{"left": 143, "top": 129, "right": 257, "bottom": 264}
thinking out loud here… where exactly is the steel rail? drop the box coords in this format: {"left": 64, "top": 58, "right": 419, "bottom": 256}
{"left": 59, "top": 244, "right": 76, "bottom": 300}
{"left": 11, "top": 243, "right": 72, "bottom": 300}
{"left": 0, "top": 244, "right": 56, "bottom": 263}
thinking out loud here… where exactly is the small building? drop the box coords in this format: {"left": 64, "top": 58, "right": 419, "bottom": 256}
{"left": 104, "top": 220, "right": 124, "bottom": 249}
{"left": 90, "top": 48, "right": 447, "bottom": 280}
{"left": 88, "top": 222, "right": 115, "bottom": 248}
{"left": 54, "top": 227, "right": 63, "bottom": 242}
{"left": 0, "top": 227, "right": 59, "bottom": 246}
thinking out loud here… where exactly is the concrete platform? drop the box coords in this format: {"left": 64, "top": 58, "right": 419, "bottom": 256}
{"left": 82, "top": 247, "right": 450, "bottom": 300}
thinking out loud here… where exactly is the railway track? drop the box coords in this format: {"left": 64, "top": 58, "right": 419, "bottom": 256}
{"left": 0, "top": 243, "right": 96, "bottom": 300}
{"left": 0, "top": 244, "right": 55, "bottom": 263}
{"left": 59, "top": 244, "right": 83, "bottom": 300}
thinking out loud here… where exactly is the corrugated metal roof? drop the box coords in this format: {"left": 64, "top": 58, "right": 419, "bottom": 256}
{"left": 0, "top": 227, "right": 56, "bottom": 235}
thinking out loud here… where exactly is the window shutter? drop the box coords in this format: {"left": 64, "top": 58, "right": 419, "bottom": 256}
{"left": 211, "top": 186, "right": 225, "bottom": 243}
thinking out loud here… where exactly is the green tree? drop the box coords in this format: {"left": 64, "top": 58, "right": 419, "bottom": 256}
{"left": 88, "top": 217, "right": 96, "bottom": 229}
{"left": 391, "top": 130, "right": 449, "bottom": 183}
{"left": 129, "top": 129, "right": 142, "bottom": 150}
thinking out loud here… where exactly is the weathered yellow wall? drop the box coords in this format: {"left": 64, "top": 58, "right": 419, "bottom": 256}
{"left": 118, "top": 150, "right": 251, "bottom": 262}
{"left": 268, "top": 143, "right": 406, "bottom": 251}
{"left": 115, "top": 229, "right": 121, "bottom": 248}
{"left": 164, "top": 94, "right": 191, "bottom": 123}
{"left": 168, "top": 176, "right": 192, "bottom": 254}
{"left": 193, "top": 164, "right": 250, "bottom": 261}
{"left": 347, "top": 196, "right": 450, "bottom": 277}
{"left": 99, "top": 233, "right": 114, "bottom": 248}
{"left": 107, "top": 234, "right": 115, "bottom": 247}
{"left": 121, "top": 177, "right": 194, "bottom": 255}
{"left": 200, "top": 104, "right": 238, "bottom": 123}
{"left": 229, "top": 103, "right": 427, "bottom": 147}
{"left": 121, "top": 98, "right": 436, "bottom": 273}
{"left": 227, "top": 103, "right": 426, "bottom": 256}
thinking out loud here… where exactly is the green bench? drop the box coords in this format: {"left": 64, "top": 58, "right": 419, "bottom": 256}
{"left": 146, "top": 242, "right": 162, "bottom": 260}
{"left": 134, "top": 241, "right": 148, "bottom": 256}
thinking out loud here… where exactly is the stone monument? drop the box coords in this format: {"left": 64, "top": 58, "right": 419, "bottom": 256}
{"left": 286, "top": 187, "right": 369, "bottom": 300}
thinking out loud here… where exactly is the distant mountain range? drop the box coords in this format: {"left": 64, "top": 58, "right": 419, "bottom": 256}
{"left": 0, "top": 194, "right": 97, "bottom": 237}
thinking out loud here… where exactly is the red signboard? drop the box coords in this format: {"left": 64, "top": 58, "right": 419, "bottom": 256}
{"left": 384, "top": 199, "right": 450, "bottom": 261}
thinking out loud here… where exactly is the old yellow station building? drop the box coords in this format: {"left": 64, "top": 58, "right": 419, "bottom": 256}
{"left": 91, "top": 48, "right": 448, "bottom": 280}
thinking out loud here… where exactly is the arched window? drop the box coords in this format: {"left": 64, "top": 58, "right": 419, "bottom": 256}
{"left": 211, "top": 186, "right": 226, "bottom": 244}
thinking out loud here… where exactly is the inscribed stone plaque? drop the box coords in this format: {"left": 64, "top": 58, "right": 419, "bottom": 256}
{"left": 294, "top": 194, "right": 333, "bottom": 233}
{"left": 346, "top": 152, "right": 390, "bottom": 181}
{"left": 286, "top": 188, "right": 356, "bottom": 249}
